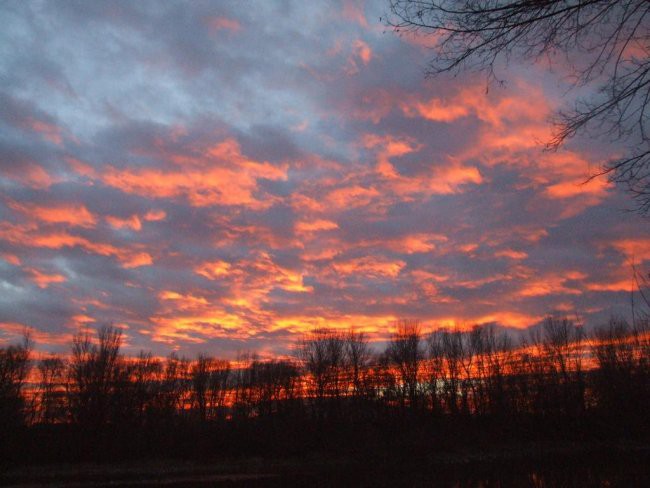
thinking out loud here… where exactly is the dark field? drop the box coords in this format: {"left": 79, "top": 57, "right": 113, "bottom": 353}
{"left": 3, "top": 443, "right": 650, "bottom": 487}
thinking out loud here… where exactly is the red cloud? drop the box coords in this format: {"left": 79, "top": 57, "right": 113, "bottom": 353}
{"left": 8, "top": 201, "right": 97, "bottom": 228}
{"left": 24, "top": 267, "right": 66, "bottom": 288}
{"left": 98, "top": 138, "right": 287, "bottom": 208}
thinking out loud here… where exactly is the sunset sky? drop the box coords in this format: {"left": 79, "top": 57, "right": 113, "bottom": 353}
{"left": 1, "top": 0, "right": 648, "bottom": 358}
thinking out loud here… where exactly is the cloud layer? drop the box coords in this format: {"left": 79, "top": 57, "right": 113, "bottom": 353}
{"left": 0, "top": 1, "right": 647, "bottom": 357}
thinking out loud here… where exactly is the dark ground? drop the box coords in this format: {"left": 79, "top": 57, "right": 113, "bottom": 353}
{"left": 2, "top": 441, "right": 649, "bottom": 487}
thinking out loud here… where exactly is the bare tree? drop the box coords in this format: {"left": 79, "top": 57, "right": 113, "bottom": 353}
{"left": 437, "top": 329, "right": 465, "bottom": 415}
{"left": 592, "top": 316, "right": 650, "bottom": 418}
{"left": 126, "top": 352, "right": 163, "bottom": 426}
{"left": 252, "top": 359, "right": 300, "bottom": 417}
{"left": 298, "top": 329, "right": 348, "bottom": 418}
{"left": 67, "top": 326, "right": 123, "bottom": 429}
{"left": 37, "top": 355, "right": 66, "bottom": 424}
{"left": 207, "top": 359, "right": 230, "bottom": 420}
{"left": 325, "top": 332, "right": 346, "bottom": 404}
{"left": 388, "top": 0, "right": 650, "bottom": 213}
{"left": 427, "top": 330, "right": 446, "bottom": 413}
{"left": 482, "top": 326, "right": 514, "bottom": 416}
{"left": 191, "top": 354, "right": 213, "bottom": 422}
{"left": 0, "top": 333, "right": 32, "bottom": 428}
{"left": 190, "top": 354, "right": 230, "bottom": 422}
{"left": 231, "top": 352, "right": 258, "bottom": 419}
{"left": 387, "top": 319, "right": 424, "bottom": 408}
{"left": 542, "top": 315, "right": 585, "bottom": 416}
{"left": 366, "top": 353, "right": 397, "bottom": 405}
{"left": 345, "top": 329, "right": 372, "bottom": 399}
{"left": 149, "top": 352, "right": 189, "bottom": 421}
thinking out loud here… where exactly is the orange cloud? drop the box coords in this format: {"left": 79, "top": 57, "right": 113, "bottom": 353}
{"left": 190, "top": 253, "right": 315, "bottom": 343}
{"left": 27, "top": 119, "right": 63, "bottom": 145}
{"left": 144, "top": 209, "right": 166, "bottom": 222}
{"left": 8, "top": 201, "right": 97, "bottom": 228}
{"left": 518, "top": 271, "right": 586, "bottom": 298}
{"left": 344, "top": 40, "right": 374, "bottom": 75}
{"left": 410, "top": 269, "right": 451, "bottom": 283}
{"left": 107, "top": 210, "right": 166, "bottom": 231}
{"left": 159, "top": 290, "right": 209, "bottom": 309}
{"left": 2, "top": 162, "right": 56, "bottom": 189}
{"left": 456, "top": 243, "right": 477, "bottom": 254}
{"left": 341, "top": 0, "right": 368, "bottom": 27}
{"left": 391, "top": 234, "right": 441, "bottom": 254}
{"left": 362, "top": 133, "right": 420, "bottom": 176}
{"left": 194, "top": 260, "right": 232, "bottom": 280}
{"left": 300, "top": 246, "right": 340, "bottom": 262}
{"left": 106, "top": 215, "right": 142, "bottom": 231}
{"left": 66, "top": 157, "right": 96, "bottom": 178}
{"left": 151, "top": 309, "right": 252, "bottom": 344}
{"left": 586, "top": 279, "right": 634, "bottom": 292}
{"left": 425, "top": 311, "right": 542, "bottom": 331}
{"left": 290, "top": 194, "right": 327, "bottom": 213}
{"left": 354, "top": 39, "right": 372, "bottom": 65}
{"left": 358, "top": 233, "right": 447, "bottom": 255}
{"left": 472, "top": 311, "right": 543, "bottom": 329}
{"left": 271, "top": 314, "right": 397, "bottom": 338}
{"left": 326, "top": 185, "right": 380, "bottom": 209}
{"left": 65, "top": 315, "right": 103, "bottom": 337}
{"left": 404, "top": 81, "right": 613, "bottom": 218}
{"left": 428, "top": 162, "right": 483, "bottom": 193}
{"left": 402, "top": 83, "right": 551, "bottom": 128}
{"left": 363, "top": 133, "right": 482, "bottom": 196}
{"left": 536, "top": 152, "right": 611, "bottom": 216}
{"left": 152, "top": 289, "right": 260, "bottom": 344}
{"left": 495, "top": 249, "right": 528, "bottom": 260}
{"left": 333, "top": 256, "right": 406, "bottom": 278}
{"left": 246, "top": 252, "right": 312, "bottom": 293}
{"left": 99, "top": 138, "right": 287, "bottom": 208}
{"left": 0, "top": 222, "right": 152, "bottom": 269}
{"left": 402, "top": 98, "right": 470, "bottom": 123}
{"left": 0, "top": 322, "right": 72, "bottom": 347}
{"left": 24, "top": 267, "right": 66, "bottom": 288}
{"left": 609, "top": 238, "right": 650, "bottom": 261}
{"left": 295, "top": 219, "right": 339, "bottom": 234}
{"left": 121, "top": 252, "right": 153, "bottom": 268}
{"left": 1, "top": 253, "right": 21, "bottom": 266}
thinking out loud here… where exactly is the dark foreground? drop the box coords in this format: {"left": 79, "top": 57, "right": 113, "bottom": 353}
{"left": 2, "top": 443, "right": 649, "bottom": 487}
{"left": 3, "top": 321, "right": 650, "bottom": 485}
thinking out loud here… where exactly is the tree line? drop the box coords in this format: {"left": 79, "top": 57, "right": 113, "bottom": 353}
{"left": 1, "top": 315, "right": 649, "bottom": 463}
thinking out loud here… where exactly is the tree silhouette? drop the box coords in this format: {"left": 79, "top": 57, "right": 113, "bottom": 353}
{"left": 2, "top": 315, "right": 650, "bottom": 466}
{"left": 387, "top": 319, "right": 423, "bottom": 408}
{"left": 0, "top": 333, "right": 31, "bottom": 429}
{"left": 299, "top": 329, "right": 347, "bottom": 418}
{"left": 37, "top": 355, "right": 66, "bottom": 424}
{"left": 190, "top": 355, "right": 230, "bottom": 422}
{"left": 388, "top": 0, "right": 650, "bottom": 213}
{"left": 345, "top": 329, "right": 372, "bottom": 400}
{"left": 67, "top": 326, "right": 122, "bottom": 429}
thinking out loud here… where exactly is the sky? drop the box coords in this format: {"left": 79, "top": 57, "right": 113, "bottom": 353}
{"left": 1, "top": 0, "right": 649, "bottom": 358}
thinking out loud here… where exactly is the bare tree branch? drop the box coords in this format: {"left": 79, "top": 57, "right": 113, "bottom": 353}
{"left": 389, "top": 0, "right": 650, "bottom": 214}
